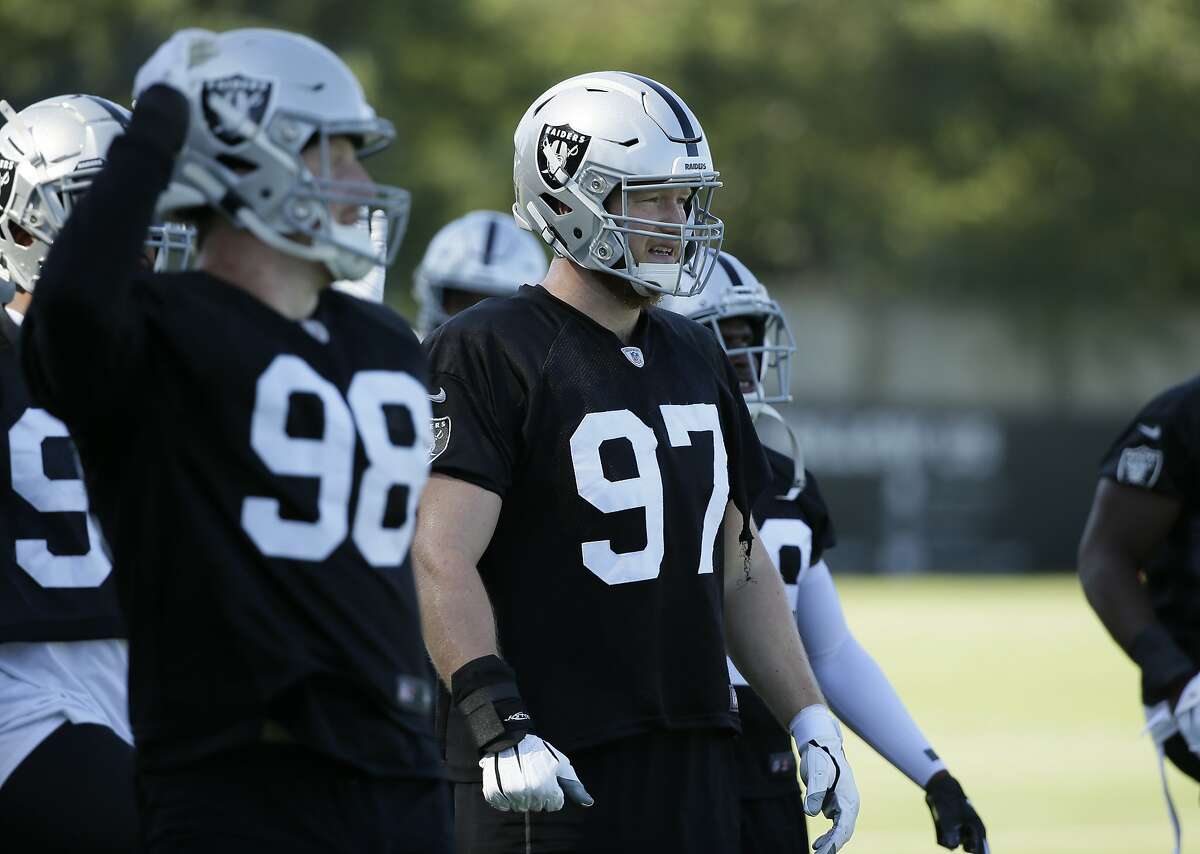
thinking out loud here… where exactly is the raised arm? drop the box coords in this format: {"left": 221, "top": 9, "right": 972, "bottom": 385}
{"left": 23, "top": 86, "right": 186, "bottom": 425}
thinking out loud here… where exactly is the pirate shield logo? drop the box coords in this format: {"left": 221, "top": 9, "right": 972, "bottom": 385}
{"left": 537, "top": 124, "right": 591, "bottom": 190}
{"left": 202, "top": 75, "right": 274, "bottom": 146}
{"left": 1117, "top": 445, "right": 1164, "bottom": 488}
{"left": 0, "top": 158, "right": 16, "bottom": 214}
{"left": 428, "top": 416, "right": 451, "bottom": 464}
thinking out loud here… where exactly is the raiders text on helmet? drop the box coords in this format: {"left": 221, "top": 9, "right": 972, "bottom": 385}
{"left": 512, "top": 72, "right": 723, "bottom": 297}
{"left": 133, "top": 28, "right": 409, "bottom": 281}
{"left": 413, "top": 210, "right": 549, "bottom": 335}
{"left": 0, "top": 95, "right": 192, "bottom": 299}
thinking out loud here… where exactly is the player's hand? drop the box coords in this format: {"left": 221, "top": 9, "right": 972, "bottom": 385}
{"left": 133, "top": 28, "right": 219, "bottom": 99}
{"left": 790, "top": 705, "right": 859, "bottom": 854}
{"left": 1172, "top": 671, "right": 1200, "bottom": 754}
{"left": 479, "top": 734, "right": 594, "bottom": 812}
{"left": 925, "top": 772, "right": 989, "bottom": 852}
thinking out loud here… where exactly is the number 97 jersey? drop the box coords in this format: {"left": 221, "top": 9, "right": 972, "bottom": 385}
{"left": 0, "top": 309, "right": 121, "bottom": 642}
{"left": 424, "top": 285, "right": 770, "bottom": 769}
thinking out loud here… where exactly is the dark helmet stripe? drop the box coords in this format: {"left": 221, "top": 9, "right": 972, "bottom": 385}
{"left": 483, "top": 217, "right": 499, "bottom": 266}
{"left": 83, "top": 95, "right": 131, "bottom": 129}
{"left": 623, "top": 73, "right": 700, "bottom": 157}
{"left": 716, "top": 252, "right": 744, "bottom": 289}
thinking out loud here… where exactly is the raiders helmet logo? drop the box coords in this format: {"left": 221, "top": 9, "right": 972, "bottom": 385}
{"left": 537, "top": 124, "right": 591, "bottom": 190}
{"left": 202, "top": 75, "right": 274, "bottom": 146}
{"left": 428, "top": 416, "right": 451, "bottom": 464}
{"left": 1116, "top": 445, "right": 1163, "bottom": 488}
{"left": 0, "top": 158, "right": 16, "bottom": 213}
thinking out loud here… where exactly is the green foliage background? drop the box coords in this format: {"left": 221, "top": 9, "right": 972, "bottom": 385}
{"left": 3, "top": 0, "right": 1197, "bottom": 311}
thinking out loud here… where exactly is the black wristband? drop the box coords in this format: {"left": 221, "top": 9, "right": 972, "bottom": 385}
{"left": 450, "top": 655, "right": 534, "bottom": 755}
{"left": 130, "top": 85, "right": 191, "bottom": 159}
{"left": 1131, "top": 625, "right": 1195, "bottom": 700}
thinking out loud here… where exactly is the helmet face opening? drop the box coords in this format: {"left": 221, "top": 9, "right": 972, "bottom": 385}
{"left": 702, "top": 302, "right": 795, "bottom": 406}
{"left": 659, "top": 250, "right": 797, "bottom": 407}
{"left": 601, "top": 171, "right": 723, "bottom": 297}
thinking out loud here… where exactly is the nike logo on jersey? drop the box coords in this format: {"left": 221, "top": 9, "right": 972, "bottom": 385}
{"left": 504, "top": 712, "right": 531, "bottom": 722}
{"left": 428, "top": 387, "right": 447, "bottom": 404}
{"left": 1137, "top": 423, "right": 1162, "bottom": 441}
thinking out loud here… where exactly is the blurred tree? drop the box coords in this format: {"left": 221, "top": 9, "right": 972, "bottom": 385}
{"left": 2, "top": 0, "right": 1198, "bottom": 314}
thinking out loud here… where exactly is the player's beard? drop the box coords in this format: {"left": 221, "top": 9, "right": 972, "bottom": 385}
{"left": 595, "top": 269, "right": 662, "bottom": 311}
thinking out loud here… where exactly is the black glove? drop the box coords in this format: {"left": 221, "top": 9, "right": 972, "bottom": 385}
{"left": 450, "top": 654, "right": 534, "bottom": 755}
{"left": 925, "top": 772, "right": 988, "bottom": 852}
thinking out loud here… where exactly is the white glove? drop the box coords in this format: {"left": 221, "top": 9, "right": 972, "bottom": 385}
{"left": 791, "top": 705, "right": 860, "bottom": 854}
{"left": 1173, "top": 671, "right": 1200, "bottom": 754}
{"left": 479, "top": 734, "right": 594, "bottom": 813}
{"left": 133, "top": 28, "right": 219, "bottom": 99}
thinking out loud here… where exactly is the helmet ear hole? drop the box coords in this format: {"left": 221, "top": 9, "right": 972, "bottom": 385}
{"left": 540, "top": 193, "right": 572, "bottom": 216}
{"left": 8, "top": 223, "right": 33, "bottom": 247}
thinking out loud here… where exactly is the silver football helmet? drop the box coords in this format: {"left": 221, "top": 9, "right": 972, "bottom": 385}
{"left": 660, "top": 250, "right": 805, "bottom": 495}
{"left": 0, "top": 94, "right": 193, "bottom": 298}
{"left": 513, "top": 71, "right": 722, "bottom": 297}
{"left": 413, "top": 210, "right": 549, "bottom": 334}
{"left": 132, "top": 28, "right": 409, "bottom": 281}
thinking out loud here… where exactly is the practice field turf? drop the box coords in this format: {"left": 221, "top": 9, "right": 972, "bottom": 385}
{"left": 827, "top": 574, "right": 1191, "bottom": 854}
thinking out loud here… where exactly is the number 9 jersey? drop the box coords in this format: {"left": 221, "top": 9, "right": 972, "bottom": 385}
{"left": 424, "top": 284, "right": 771, "bottom": 778}
{"left": 0, "top": 307, "right": 121, "bottom": 641}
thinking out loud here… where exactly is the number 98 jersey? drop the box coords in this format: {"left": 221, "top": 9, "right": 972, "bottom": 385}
{"left": 0, "top": 309, "right": 121, "bottom": 642}
{"left": 23, "top": 274, "right": 440, "bottom": 778}
{"left": 424, "top": 285, "right": 770, "bottom": 774}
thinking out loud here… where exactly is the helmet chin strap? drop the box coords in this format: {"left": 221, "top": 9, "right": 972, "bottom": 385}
{"left": 748, "top": 400, "right": 806, "bottom": 500}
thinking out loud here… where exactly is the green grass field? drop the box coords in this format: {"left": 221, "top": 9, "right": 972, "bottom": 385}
{"left": 827, "top": 574, "right": 1190, "bottom": 854}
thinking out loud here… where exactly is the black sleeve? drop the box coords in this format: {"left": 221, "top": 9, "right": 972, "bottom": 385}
{"left": 1099, "top": 388, "right": 1197, "bottom": 499}
{"left": 716, "top": 345, "right": 771, "bottom": 540}
{"left": 423, "top": 321, "right": 528, "bottom": 499}
{"left": 21, "top": 85, "right": 188, "bottom": 433}
{"left": 801, "top": 470, "right": 837, "bottom": 558}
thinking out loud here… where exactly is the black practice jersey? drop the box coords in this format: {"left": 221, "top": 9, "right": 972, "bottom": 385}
{"left": 425, "top": 285, "right": 770, "bottom": 777}
{"left": 0, "top": 309, "right": 122, "bottom": 642}
{"left": 21, "top": 88, "right": 440, "bottom": 777}
{"left": 1100, "top": 375, "right": 1200, "bottom": 701}
{"left": 734, "top": 447, "right": 837, "bottom": 798}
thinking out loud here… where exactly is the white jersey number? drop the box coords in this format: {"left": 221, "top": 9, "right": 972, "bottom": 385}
{"left": 569, "top": 405, "right": 728, "bottom": 586}
{"left": 757, "top": 517, "right": 813, "bottom": 610}
{"left": 242, "top": 355, "right": 431, "bottom": 567}
{"left": 9, "top": 408, "right": 112, "bottom": 588}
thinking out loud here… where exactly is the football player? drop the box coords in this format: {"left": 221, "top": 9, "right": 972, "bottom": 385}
{"left": 413, "top": 209, "right": 548, "bottom": 337}
{"left": 415, "top": 72, "right": 858, "bottom": 854}
{"left": 0, "top": 94, "right": 139, "bottom": 854}
{"left": 662, "top": 250, "right": 989, "bottom": 854}
{"left": 20, "top": 29, "right": 449, "bottom": 853}
{"left": 1079, "top": 376, "right": 1200, "bottom": 851}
